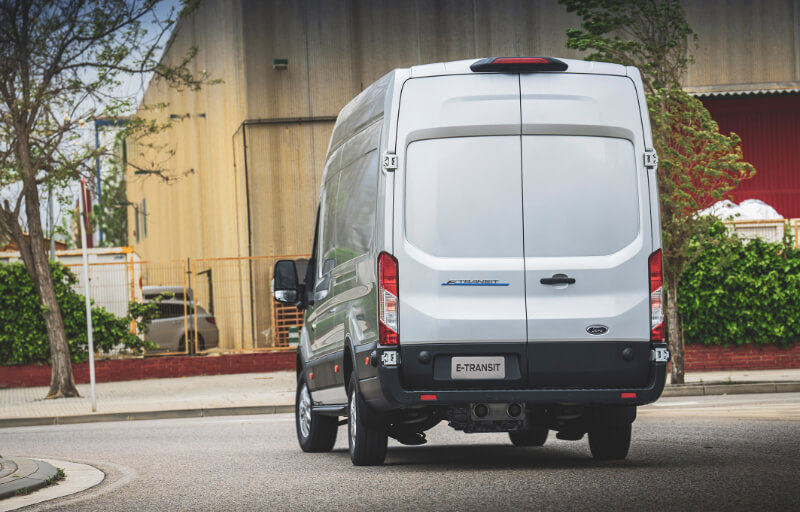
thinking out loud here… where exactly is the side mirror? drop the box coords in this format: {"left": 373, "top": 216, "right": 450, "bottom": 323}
{"left": 273, "top": 260, "right": 301, "bottom": 305}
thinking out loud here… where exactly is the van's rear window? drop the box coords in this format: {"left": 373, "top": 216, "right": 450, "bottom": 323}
{"left": 404, "top": 136, "right": 524, "bottom": 258}
{"left": 522, "top": 136, "right": 640, "bottom": 257}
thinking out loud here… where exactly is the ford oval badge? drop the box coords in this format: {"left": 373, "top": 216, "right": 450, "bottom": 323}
{"left": 586, "top": 325, "right": 608, "bottom": 336}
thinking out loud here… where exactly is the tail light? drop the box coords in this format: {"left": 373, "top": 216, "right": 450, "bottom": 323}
{"left": 206, "top": 316, "right": 216, "bottom": 325}
{"left": 378, "top": 252, "right": 399, "bottom": 345}
{"left": 649, "top": 249, "right": 665, "bottom": 342}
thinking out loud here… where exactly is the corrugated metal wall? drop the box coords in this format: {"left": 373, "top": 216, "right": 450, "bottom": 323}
{"left": 128, "top": 0, "right": 800, "bottom": 265}
{"left": 127, "top": 0, "right": 247, "bottom": 261}
{"left": 686, "top": 0, "right": 800, "bottom": 90}
{"left": 702, "top": 95, "right": 800, "bottom": 218}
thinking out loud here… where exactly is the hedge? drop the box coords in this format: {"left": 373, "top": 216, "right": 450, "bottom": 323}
{"left": 0, "top": 261, "right": 154, "bottom": 365}
{"left": 678, "top": 221, "right": 800, "bottom": 347}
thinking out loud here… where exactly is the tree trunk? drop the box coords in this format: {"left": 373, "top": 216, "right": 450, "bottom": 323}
{"left": 14, "top": 170, "right": 80, "bottom": 398}
{"left": 666, "top": 277, "right": 684, "bottom": 385}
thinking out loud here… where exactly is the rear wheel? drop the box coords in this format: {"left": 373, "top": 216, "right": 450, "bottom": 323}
{"left": 509, "top": 424, "right": 549, "bottom": 447}
{"left": 295, "top": 376, "right": 338, "bottom": 452}
{"left": 348, "top": 374, "right": 388, "bottom": 466}
{"left": 178, "top": 333, "right": 203, "bottom": 356}
{"left": 588, "top": 423, "right": 632, "bottom": 460}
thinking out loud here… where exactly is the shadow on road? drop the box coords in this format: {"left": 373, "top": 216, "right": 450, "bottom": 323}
{"left": 322, "top": 439, "right": 736, "bottom": 473}
{"left": 325, "top": 444, "right": 674, "bottom": 471}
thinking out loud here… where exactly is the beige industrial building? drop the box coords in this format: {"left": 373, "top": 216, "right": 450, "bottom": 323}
{"left": 125, "top": 0, "right": 800, "bottom": 349}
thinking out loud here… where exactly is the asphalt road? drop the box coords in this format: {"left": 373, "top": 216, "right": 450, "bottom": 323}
{"left": 2, "top": 393, "right": 799, "bottom": 511}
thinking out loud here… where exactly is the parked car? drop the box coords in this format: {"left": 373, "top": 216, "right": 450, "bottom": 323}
{"left": 142, "top": 287, "right": 218, "bottom": 355}
{"left": 274, "top": 56, "right": 669, "bottom": 466}
{"left": 142, "top": 285, "right": 193, "bottom": 303}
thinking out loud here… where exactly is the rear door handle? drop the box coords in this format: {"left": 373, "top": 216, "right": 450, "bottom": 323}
{"left": 540, "top": 275, "right": 576, "bottom": 285}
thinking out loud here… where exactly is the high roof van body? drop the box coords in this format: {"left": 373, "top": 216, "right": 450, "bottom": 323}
{"left": 273, "top": 57, "right": 669, "bottom": 466}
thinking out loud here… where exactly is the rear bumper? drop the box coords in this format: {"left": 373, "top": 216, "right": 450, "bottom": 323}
{"left": 360, "top": 343, "right": 669, "bottom": 410}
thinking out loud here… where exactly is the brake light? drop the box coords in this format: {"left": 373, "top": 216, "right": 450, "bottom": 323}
{"left": 470, "top": 56, "right": 568, "bottom": 73}
{"left": 378, "top": 252, "right": 399, "bottom": 346}
{"left": 206, "top": 316, "right": 216, "bottom": 325}
{"left": 494, "top": 57, "right": 549, "bottom": 65}
{"left": 649, "top": 249, "right": 665, "bottom": 342}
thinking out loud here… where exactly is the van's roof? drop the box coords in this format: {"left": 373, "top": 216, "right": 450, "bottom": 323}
{"left": 326, "top": 56, "right": 638, "bottom": 161}
{"left": 409, "top": 57, "right": 628, "bottom": 78}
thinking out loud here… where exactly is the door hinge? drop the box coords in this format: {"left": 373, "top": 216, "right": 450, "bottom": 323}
{"left": 382, "top": 151, "right": 397, "bottom": 172}
{"left": 644, "top": 149, "right": 658, "bottom": 170}
{"left": 651, "top": 347, "right": 670, "bottom": 363}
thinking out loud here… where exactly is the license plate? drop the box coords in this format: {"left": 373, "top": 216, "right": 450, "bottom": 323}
{"left": 451, "top": 356, "right": 505, "bottom": 380}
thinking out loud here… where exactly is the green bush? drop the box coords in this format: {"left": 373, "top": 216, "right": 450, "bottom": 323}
{"left": 0, "top": 261, "right": 155, "bottom": 365}
{"left": 678, "top": 220, "right": 800, "bottom": 347}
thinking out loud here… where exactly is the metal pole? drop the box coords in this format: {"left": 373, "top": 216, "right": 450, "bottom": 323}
{"left": 48, "top": 189, "right": 55, "bottom": 260}
{"left": 94, "top": 120, "right": 103, "bottom": 244}
{"left": 79, "top": 179, "right": 97, "bottom": 412}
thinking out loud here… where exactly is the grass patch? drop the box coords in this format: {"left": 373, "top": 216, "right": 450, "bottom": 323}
{"left": 46, "top": 468, "right": 66, "bottom": 486}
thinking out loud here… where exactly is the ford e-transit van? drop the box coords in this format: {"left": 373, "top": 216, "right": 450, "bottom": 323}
{"left": 273, "top": 56, "right": 670, "bottom": 466}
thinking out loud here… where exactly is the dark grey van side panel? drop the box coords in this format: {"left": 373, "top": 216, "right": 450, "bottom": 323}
{"left": 305, "top": 121, "right": 383, "bottom": 405}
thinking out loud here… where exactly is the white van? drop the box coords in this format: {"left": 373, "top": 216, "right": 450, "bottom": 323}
{"left": 273, "top": 56, "right": 669, "bottom": 466}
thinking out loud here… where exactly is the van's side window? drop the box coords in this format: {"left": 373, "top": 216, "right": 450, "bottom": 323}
{"left": 319, "top": 173, "right": 340, "bottom": 280}
{"left": 334, "top": 150, "right": 379, "bottom": 265}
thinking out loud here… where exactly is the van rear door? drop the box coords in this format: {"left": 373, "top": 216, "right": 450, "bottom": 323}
{"left": 395, "top": 74, "right": 527, "bottom": 389}
{"left": 520, "top": 73, "right": 653, "bottom": 388}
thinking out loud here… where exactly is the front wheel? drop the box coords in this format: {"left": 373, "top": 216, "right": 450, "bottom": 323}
{"left": 295, "top": 376, "right": 338, "bottom": 452}
{"left": 588, "top": 423, "right": 632, "bottom": 460}
{"left": 348, "top": 374, "right": 388, "bottom": 466}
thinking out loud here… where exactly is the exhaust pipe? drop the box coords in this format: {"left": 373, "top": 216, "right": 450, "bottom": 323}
{"left": 506, "top": 403, "right": 522, "bottom": 418}
{"left": 473, "top": 404, "right": 489, "bottom": 418}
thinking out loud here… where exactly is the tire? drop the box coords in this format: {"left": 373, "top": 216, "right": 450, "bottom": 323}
{"left": 348, "top": 374, "right": 388, "bottom": 466}
{"left": 295, "top": 376, "right": 338, "bottom": 452}
{"left": 509, "top": 424, "right": 549, "bottom": 447}
{"left": 588, "top": 423, "right": 632, "bottom": 460}
{"left": 178, "top": 333, "right": 202, "bottom": 356}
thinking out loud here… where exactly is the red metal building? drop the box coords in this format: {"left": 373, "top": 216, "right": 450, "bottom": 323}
{"left": 701, "top": 93, "right": 800, "bottom": 218}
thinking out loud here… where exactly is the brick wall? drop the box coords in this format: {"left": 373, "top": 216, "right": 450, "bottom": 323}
{"left": 3, "top": 344, "right": 799, "bottom": 388}
{"left": 0, "top": 351, "right": 296, "bottom": 388}
{"left": 684, "top": 342, "right": 800, "bottom": 371}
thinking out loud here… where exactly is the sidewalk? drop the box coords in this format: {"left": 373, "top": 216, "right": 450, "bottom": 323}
{"left": 0, "top": 371, "right": 296, "bottom": 426}
{"left": 1, "top": 368, "right": 799, "bottom": 428}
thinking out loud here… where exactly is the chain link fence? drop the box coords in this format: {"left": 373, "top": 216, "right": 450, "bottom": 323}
{"left": 65, "top": 255, "right": 308, "bottom": 356}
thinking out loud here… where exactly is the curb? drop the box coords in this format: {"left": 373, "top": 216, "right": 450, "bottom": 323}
{"left": 1, "top": 381, "right": 798, "bottom": 429}
{"left": 0, "top": 457, "right": 59, "bottom": 500}
{"left": 661, "top": 380, "right": 800, "bottom": 397}
{"left": 0, "top": 404, "right": 294, "bottom": 429}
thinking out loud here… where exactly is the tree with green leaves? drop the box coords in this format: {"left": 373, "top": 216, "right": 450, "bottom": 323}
{"left": 93, "top": 133, "right": 129, "bottom": 247}
{"left": 560, "top": 0, "right": 755, "bottom": 383}
{"left": 0, "top": 0, "right": 210, "bottom": 398}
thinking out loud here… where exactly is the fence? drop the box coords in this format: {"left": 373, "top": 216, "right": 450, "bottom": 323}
{"left": 65, "top": 254, "right": 309, "bottom": 357}
{"left": 724, "top": 219, "right": 800, "bottom": 247}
